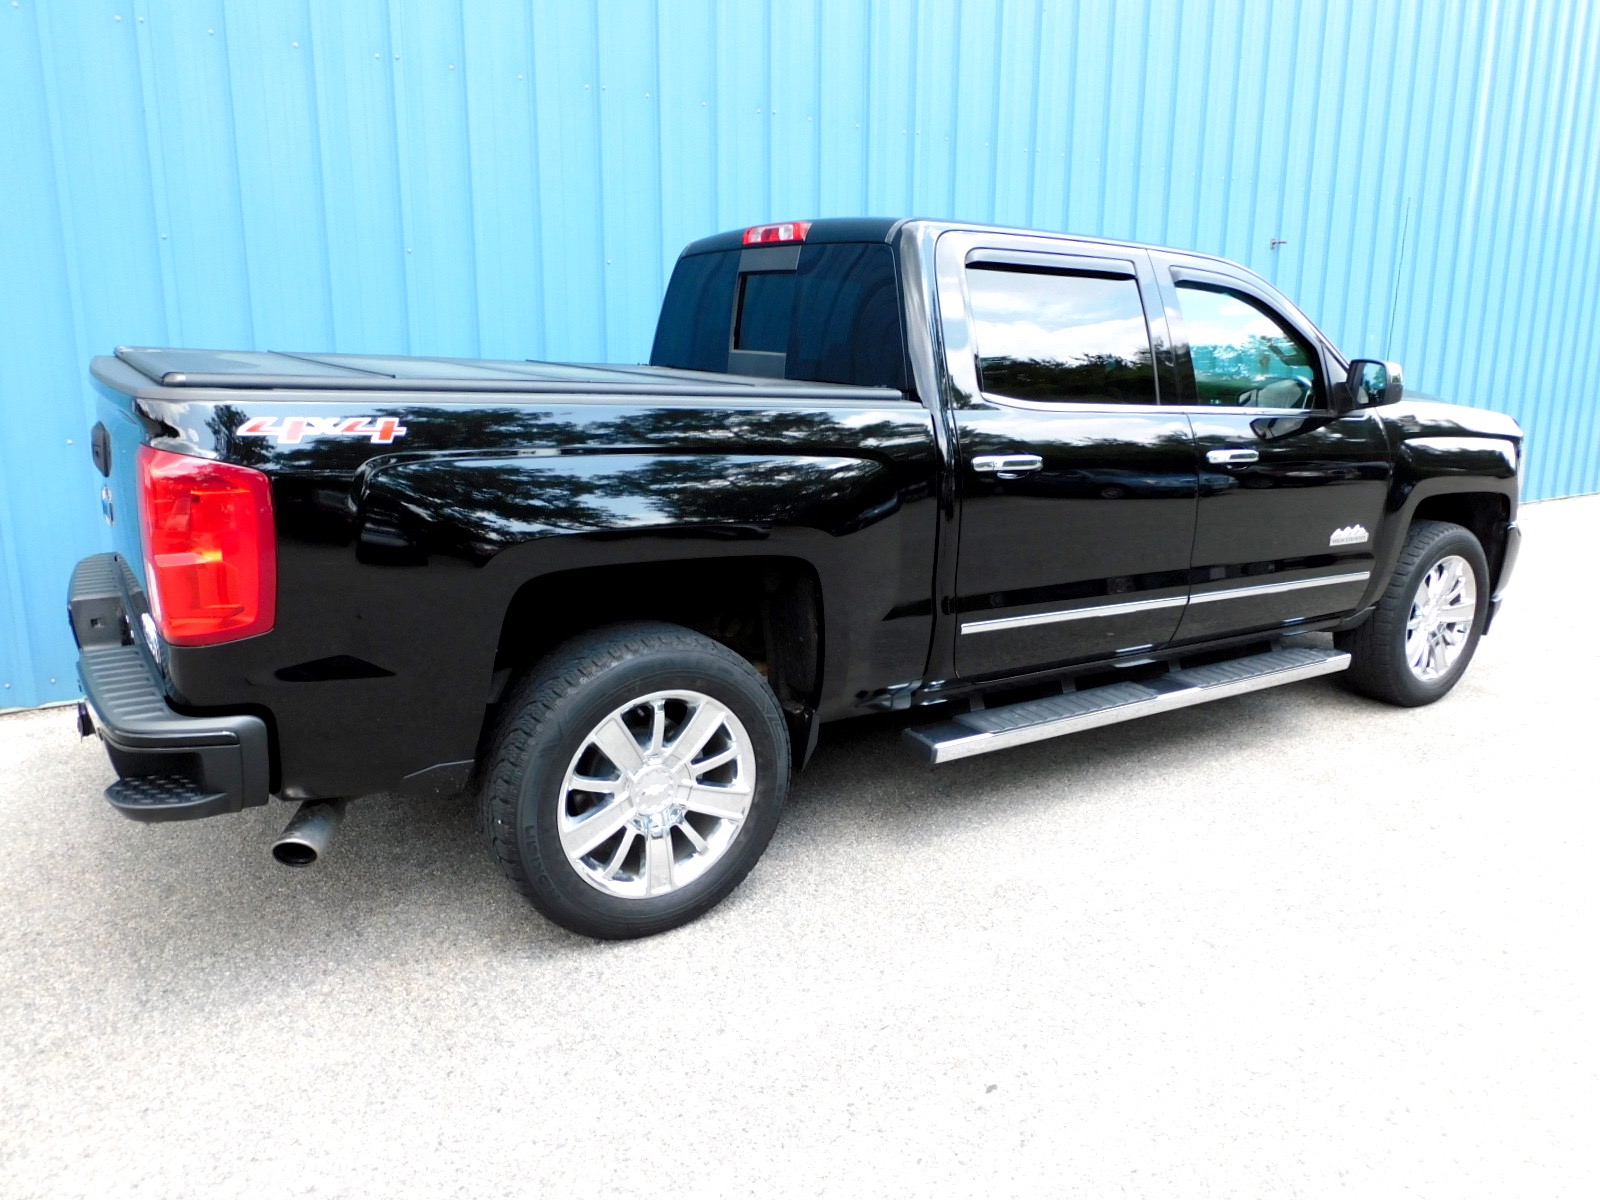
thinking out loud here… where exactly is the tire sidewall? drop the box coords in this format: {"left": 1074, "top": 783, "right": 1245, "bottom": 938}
{"left": 1384, "top": 527, "right": 1490, "bottom": 705}
{"left": 513, "top": 649, "right": 789, "bottom": 936}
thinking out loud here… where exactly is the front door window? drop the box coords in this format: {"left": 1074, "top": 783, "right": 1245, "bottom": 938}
{"left": 1175, "top": 283, "right": 1319, "bottom": 410}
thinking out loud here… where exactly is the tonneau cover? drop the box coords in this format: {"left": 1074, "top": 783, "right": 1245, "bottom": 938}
{"left": 109, "top": 347, "right": 901, "bottom": 400}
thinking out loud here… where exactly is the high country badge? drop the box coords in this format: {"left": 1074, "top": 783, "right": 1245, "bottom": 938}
{"left": 1329, "top": 524, "right": 1370, "bottom": 547}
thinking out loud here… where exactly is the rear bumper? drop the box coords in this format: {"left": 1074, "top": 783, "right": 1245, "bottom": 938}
{"left": 69, "top": 554, "right": 270, "bottom": 822}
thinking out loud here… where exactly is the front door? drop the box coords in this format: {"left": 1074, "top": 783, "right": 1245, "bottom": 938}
{"left": 936, "top": 233, "right": 1199, "bottom": 680}
{"left": 1151, "top": 257, "right": 1392, "bottom": 643}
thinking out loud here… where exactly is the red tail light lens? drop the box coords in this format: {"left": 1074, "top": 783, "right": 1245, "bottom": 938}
{"left": 137, "top": 446, "right": 276, "bottom": 645}
{"left": 742, "top": 221, "right": 811, "bottom": 245}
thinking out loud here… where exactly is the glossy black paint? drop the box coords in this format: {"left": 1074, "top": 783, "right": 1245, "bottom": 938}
{"left": 90, "top": 353, "right": 937, "bottom": 799}
{"left": 952, "top": 408, "right": 1198, "bottom": 676}
{"left": 1175, "top": 409, "right": 1391, "bottom": 641}
{"left": 932, "top": 231, "right": 1199, "bottom": 679}
{"left": 79, "top": 219, "right": 1523, "bottom": 806}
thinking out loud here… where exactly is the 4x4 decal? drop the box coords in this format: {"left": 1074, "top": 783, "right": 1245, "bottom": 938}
{"left": 238, "top": 416, "right": 407, "bottom": 445}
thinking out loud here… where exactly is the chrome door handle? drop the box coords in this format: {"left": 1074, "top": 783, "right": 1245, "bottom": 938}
{"left": 972, "top": 453, "right": 1043, "bottom": 479}
{"left": 1205, "top": 447, "right": 1260, "bottom": 465}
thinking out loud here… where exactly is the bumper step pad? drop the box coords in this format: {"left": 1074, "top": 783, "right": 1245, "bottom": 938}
{"left": 904, "top": 645, "right": 1351, "bottom": 765}
{"left": 106, "top": 774, "right": 229, "bottom": 817}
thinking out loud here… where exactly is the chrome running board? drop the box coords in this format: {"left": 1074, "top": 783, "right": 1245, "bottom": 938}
{"left": 903, "top": 645, "right": 1351, "bottom": 765}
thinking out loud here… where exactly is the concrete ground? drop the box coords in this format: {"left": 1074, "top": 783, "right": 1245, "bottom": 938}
{"left": 2, "top": 497, "right": 1597, "bottom": 1199}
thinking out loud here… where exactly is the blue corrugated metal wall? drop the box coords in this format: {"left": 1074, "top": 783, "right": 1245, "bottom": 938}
{"left": 2, "top": 0, "right": 1597, "bottom": 709}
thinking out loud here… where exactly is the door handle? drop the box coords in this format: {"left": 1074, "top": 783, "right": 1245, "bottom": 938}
{"left": 972, "top": 453, "right": 1043, "bottom": 479}
{"left": 1205, "top": 447, "right": 1260, "bottom": 466}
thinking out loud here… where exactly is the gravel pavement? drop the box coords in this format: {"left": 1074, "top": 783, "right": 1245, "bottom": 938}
{"left": 3, "top": 496, "right": 1597, "bottom": 1199}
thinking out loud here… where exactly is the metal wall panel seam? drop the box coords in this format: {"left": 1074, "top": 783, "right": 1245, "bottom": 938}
{"left": 452, "top": 0, "right": 485, "bottom": 361}
{"left": 1402, "top": 4, "right": 1445, "bottom": 374}
{"left": 300, "top": 2, "right": 339, "bottom": 354}
{"left": 1237, "top": 0, "right": 1273, "bottom": 275}
{"left": 809, "top": 1, "right": 824, "bottom": 219}
{"left": 214, "top": 2, "right": 260, "bottom": 342}
{"left": 979, "top": 0, "right": 1004, "bottom": 224}
{"left": 1022, "top": 0, "right": 1044, "bottom": 231}
{"left": 589, "top": 1, "right": 612, "bottom": 361}
{"left": 1481, "top": 0, "right": 1561, "bottom": 492}
{"left": 1523, "top": 4, "right": 1600, "bottom": 496}
{"left": 30, "top": 6, "right": 92, "bottom": 406}
{"left": 1444, "top": 0, "right": 1506, "bottom": 398}
{"left": 384, "top": 0, "right": 417, "bottom": 354}
{"left": 0, "top": 478, "right": 33, "bottom": 705}
{"left": 1185, "top": 0, "right": 1218, "bottom": 255}
{"left": 131, "top": 0, "right": 182, "bottom": 347}
{"left": 1462, "top": 0, "right": 1541, "bottom": 425}
{"left": 1492, "top": 0, "right": 1573, "bottom": 440}
{"left": 25, "top": 4, "right": 111, "bottom": 703}
{"left": 1156, "top": 0, "right": 1188, "bottom": 250}
{"left": 1547, "top": 40, "right": 1600, "bottom": 497}
{"left": 1423, "top": 0, "right": 1493, "bottom": 406}
{"left": 1384, "top": 1, "right": 1429, "bottom": 358}
{"left": 1556, "top": 16, "right": 1600, "bottom": 495}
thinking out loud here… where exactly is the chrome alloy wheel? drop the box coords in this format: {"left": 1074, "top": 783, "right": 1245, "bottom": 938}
{"left": 1404, "top": 554, "right": 1478, "bottom": 683}
{"left": 557, "top": 690, "right": 756, "bottom": 899}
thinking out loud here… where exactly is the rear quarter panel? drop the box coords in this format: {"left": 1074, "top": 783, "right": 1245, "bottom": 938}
{"left": 120, "top": 388, "right": 937, "bottom": 799}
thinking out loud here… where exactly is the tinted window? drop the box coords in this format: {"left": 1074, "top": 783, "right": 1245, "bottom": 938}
{"left": 1175, "top": 283, "right": 1319, "bottom": 409}
{"left": 734, "top": 273, "right": 796, "bottom": 352}
{"left": 650, "top": 251, "right": 738, "bottom": 373}
{"left": 968, "top": 267, "right": 1156, "bottom": 404}
{"left": 788, "top": 243, "right": 907, "bottom": 390}
{"left": 652, "top": 241, "right": 908, "bottom": 390}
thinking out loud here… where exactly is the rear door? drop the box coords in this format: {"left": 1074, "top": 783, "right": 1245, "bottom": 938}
{"left": 935, "top": 231, "right": 1199, "bottom": 679}
{"left": 1150, "top": 255, "right": 1392, "bottom": 642}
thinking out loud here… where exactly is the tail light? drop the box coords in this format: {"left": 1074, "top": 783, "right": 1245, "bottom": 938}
{"left": 742, "top": 221, "right": 811, "bottom": 245}
{"left": 137, "top": 446, "right": 276, "bottom": 645}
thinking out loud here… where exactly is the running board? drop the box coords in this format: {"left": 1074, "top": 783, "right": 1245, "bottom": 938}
{"left": 904, "top": 645, "right": 1351, "bottom": 765}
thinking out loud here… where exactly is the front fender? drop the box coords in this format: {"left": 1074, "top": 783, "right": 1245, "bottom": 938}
{"left": 1359, "top": 428, "right": 1521, "bottom": 613}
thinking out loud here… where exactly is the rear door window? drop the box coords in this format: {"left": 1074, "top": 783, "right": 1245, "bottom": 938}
{"left": 966, "top": 267, "right": 1157, "bottom": 405}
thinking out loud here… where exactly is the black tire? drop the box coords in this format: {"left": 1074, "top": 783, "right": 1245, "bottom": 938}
{"left": 1335, "top": 520, "right": 1490, "bottom": 707}
{"left": 479, "top": 621, "right": 790, "bottom": 939}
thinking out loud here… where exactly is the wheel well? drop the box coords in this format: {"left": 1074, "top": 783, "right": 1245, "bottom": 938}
{"left": 488, "top": 556, "right": 823, "bottom": 713}
{"left": 1411, "top": 493, "right": 1511, "bottom": 586}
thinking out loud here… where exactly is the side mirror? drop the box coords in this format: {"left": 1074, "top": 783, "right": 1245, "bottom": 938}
{"left": 1344, "top": 359, "right": 1403, "bottom": 410}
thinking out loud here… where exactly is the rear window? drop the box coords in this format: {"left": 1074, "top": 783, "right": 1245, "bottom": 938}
{"left": 650, "top": 251, "right": 739, "bottom": 374}
{"left": 733, "top": 273, "right": 796, "bottom": 353}
{"left": 651, "top": 242, "right": 908, "bottom": 391}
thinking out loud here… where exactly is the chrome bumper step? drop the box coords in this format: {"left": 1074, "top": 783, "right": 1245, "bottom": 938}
{"left": 903, "top": 645, "right": 1351, "bottom": 765}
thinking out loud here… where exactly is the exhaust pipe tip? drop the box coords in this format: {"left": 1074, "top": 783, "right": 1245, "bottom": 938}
{"left": 271, "top": 799, "right": 346, "bottom": 867}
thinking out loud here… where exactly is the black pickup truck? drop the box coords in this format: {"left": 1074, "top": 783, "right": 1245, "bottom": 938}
{"left": 71, "top": 218, "right": 1522, "bottom": 938}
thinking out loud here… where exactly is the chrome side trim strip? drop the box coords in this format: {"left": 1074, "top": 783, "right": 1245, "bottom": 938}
{"left": 959, "top": 594, "right": 1188, "bottom": 635}
{"left": 1187, "top": 570, "right": 1371, "bottom": 604}
{"left": 959, "top": 571, "right": 1370, "bottom": 635}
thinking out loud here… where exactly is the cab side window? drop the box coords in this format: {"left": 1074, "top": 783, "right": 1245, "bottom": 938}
{"left": 1175, "top": 283, "right": 1319, "bottom": 409}
{"left": 967, "top": 266, "right": 1157, "bottom": 405}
